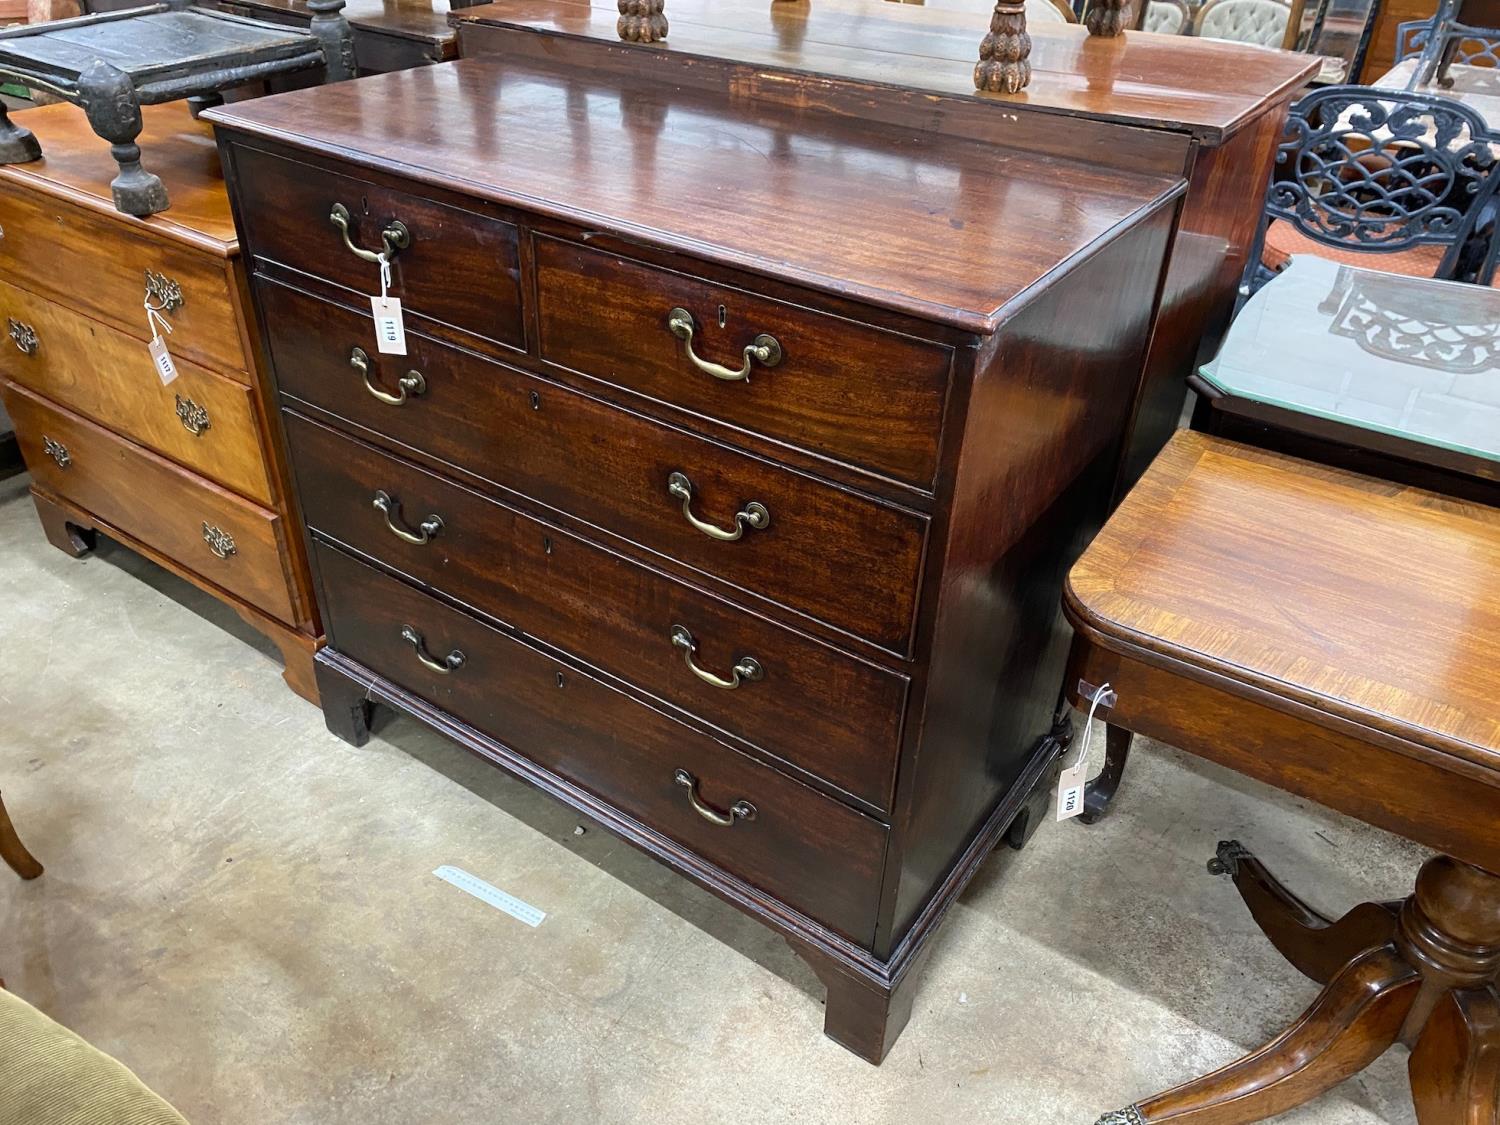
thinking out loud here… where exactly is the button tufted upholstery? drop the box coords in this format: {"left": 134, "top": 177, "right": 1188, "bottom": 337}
{"left": 1195, "top": 0, "right": 1290, "bottom": 45}
{"left": 1026, "top": 0, "right": 1073, "bottom": 22}
{"left": 1145, "top": 0, "right": 1189, "bottom": 33}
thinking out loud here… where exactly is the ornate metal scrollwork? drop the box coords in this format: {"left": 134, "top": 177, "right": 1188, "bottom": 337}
{"left": 201, "top": 522, "right": 236, "bottom": 560}
{"left": 41, "top": 436, "right": 70, "bottom": 469}
{"left": 1207, "top": 839, "right": 1252, "bottom": 878}
{"left": 1094, "top": 1109, "right": 1146, "bottom": 1125}
{"left": 144, "top": 269, "right": 184, "bottom": 312}
{"left": 7, "top": 317, "right": 37, "bottom": 355}
{"left": 175, "top": 394, "right": 211, "bottom": 437}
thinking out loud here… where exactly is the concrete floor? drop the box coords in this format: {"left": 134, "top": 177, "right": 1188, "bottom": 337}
{"left": 0, "top": 468, "right": 1429, "bottom": 1125}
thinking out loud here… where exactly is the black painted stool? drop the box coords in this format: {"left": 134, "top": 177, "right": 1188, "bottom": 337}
{"left": 0, "top": 0, "right": 353, "bottom": 216}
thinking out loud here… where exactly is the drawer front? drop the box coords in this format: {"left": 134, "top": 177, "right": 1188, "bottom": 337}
{"left": 286, "top": 411, "right": 908, "bottom": 810}
{"left": 0, "top": 280, "right": 273, "bottom": 505}
{"left": 315, "top": 541, "right": 887, "bottom": 944}
{"left": 535, "top": 237, "right": 951, "bottom": 488}
{"left": 261, "top": 282, "right": 926, "bottom": 652}
{"left": 232, "top": 145, "right": 524, "bottom": 350}
{"left": 4, "top": 383, "right": 301, "bottom": 625}
{"left": 0, "top": 182, "right": 247, "bottom": 377}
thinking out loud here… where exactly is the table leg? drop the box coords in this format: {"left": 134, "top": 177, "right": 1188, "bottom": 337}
{"left": 0, "top": 791, "right": 43, "bottom": 880}
{"left": 1409, "top": 986, "right": 1500, "bottom": 1124}
{"left": 0, "top": 100, "right": 40, "bottom": 165}
{"left": 1079, "top": 724, "right": 1132, "bottom": 824}
{"left": 77, "top": 61, "right": 168, "bottom": 217}
{"left": 1208, "top": 841, "right": 1399, "bottom": 985}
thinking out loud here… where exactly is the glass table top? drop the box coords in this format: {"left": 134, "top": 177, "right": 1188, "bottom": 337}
{"left": 1199, "top": 255, "right": 1500, "bottom": 466}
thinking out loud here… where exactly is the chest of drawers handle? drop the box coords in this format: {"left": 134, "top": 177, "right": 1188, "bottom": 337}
{"left": 175, "top": 395, "right": 211, "bottom": 437}
{"left": 666, "top": 307, "right": 782, "bottom": 383}
{"left": 400, "top": 624, "right": 466, "bottom": 673}
{"left": 673, "top": 769, "right": 757, "bottom": 826}
{"left": 666, "top": 471, "right": 770, "bottom": 542}
{"left": 329, "top": 202, "right": 411, "bottom": 264}
{"left": 41, "top": 435, "right": 69, "bottom": 468}
{"left": 144, "top": 270, "right": 184, "bottom": 313}
{"left": 350, "top": 346, "right": 426, "bottom": 406}
{"left": 201, "top": 523, "right": 236, "bottom": 560}
{"left": 373, "top": 489, "right": 443, "bottom": 544}
{"left": 670, "top": 625, "right": 763, "bottom": 689}
{"left": 7, "top": 317, "right": 37, "bottom": 356}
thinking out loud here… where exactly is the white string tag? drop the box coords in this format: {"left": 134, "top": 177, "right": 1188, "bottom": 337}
{"left": 145, "top": 299, "right": 179, "bottom": 386}
{"left": 1056, "top": 680, "right": 1117, "bottom": 822}
{"left": 370, "top": 254, "right": 406, "bottom": 356}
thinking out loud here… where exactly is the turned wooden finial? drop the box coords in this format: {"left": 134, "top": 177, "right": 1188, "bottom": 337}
{"left": 974, "top": 0, "right": 1031, "bottom": 93}
{"left": 618, "top": 0, "right": 667, "bottom": 41}
{"left": 1085, "top": 0, "right": 1133, "bottom": 36}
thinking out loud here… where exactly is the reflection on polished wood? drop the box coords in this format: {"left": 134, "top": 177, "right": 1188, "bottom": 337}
{"left": 1067, "top": 432, "right": 1500, "bottom": 1124}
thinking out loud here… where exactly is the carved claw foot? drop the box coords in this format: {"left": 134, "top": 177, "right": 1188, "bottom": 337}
{"left": 617, "top": 0, "right": 667, "bottom": 42}
{"left": 1094, "top": 1108, "right": 1145, "bottom": 1125}
{"left": 1085, "top": 0, "right": 1133, "bottom": 35}
{"left": 974, "top": 0, "right": 1031, "bottom": 93}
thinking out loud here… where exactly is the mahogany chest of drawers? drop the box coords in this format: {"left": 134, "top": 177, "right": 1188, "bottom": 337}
{"left": 0, "top": 101, "right": 321, "bottom": 701}
{"left": 209, "top": 55, "right": 1185, "bottom": 1061}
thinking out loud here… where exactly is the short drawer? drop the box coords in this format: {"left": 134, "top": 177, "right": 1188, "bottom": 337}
{"left": 4, "top": 382, "right": 303, "bottom": 626}
{"left": 231, "top": 145, "right": 524, "bottom": 350}
{"left": 261, "top": 281, "right": 926, "bottom": 653}
{"left": 0, "top": 181, "right": 247, "bottom": 377}
{"left": 286, "top": 411, "right": 908, "bottom": 811}
{"left": 535, "top": 237, "right": 951, "bottom": 488}
{"left": 0, "top": 279, "right": 273, "bottom": 505}
{"left": 315, "top": 541, "right": 888, "bottom": 944}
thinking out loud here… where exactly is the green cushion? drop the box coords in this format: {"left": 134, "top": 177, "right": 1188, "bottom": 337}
{"left": 0, "top": 988, "right": 188, "bottom": 1125}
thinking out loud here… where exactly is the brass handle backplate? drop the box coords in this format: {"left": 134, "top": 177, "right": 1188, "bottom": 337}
{"left": 42, "top": 435, "right": 69, "bottom": 469}
{"left": 674, "top": 769, "right": 756, "bottom": 827}
{"left": 373, "top": 489, "right": 442, "bottom": 545}
{"left": 144, "top": 269, "right": 184, "bottom": 313}
{"left": 7, "top": 317, "right": 37, "bottom": 355}
{"left": 670, "top": 625, "right": 762, "bottom": 690}
{"left": 666, "top": 472, "right": 769, "bottom": 542}
{"left": 667, "top": 307, "right": 781, "bottom": 382}
{"left": 329, "top": 202, "right": 410, "bottom": 264}
{"left": 401, "top": 625, "right": 465, "bottom": 674}
{"left": 350, "top": 346, "right": 425, "bottom": 406}
{"left": 202, "top": 522, "right": 236, "bottom": 559}
{"left": 175, "top": 394, "right": 211, "bottom": 437}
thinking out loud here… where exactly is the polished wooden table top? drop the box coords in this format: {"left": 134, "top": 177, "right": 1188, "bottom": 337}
{"left": 1067, "top": 430, "right": 1500, "bottom": 777}
{"left": 1, "top": 101, "right": 234, "bottom": 252}
{"left": 205, "top": 56, "right": 1182, "bottom": 332}
{"left": 451, "top": 0, "right": 1319, "bottom": 141}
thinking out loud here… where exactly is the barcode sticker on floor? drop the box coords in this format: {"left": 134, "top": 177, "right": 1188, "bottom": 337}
{"left": 434, "top": 865, "right": 546, "bottom": 928}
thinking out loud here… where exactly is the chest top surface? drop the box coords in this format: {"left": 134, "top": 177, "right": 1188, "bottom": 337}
{"left": 451, "top": 0, "right": 1320, "bottom": 143}
{"left": 1068, "top": 430, "right": 1500, "bottom": 772}
{"left": 0, "top": 101, "right": 237, "bottom": 253}
{"left": 206, "top": 56, "right": 1181, "bottom": 332}
{"left": 233, "top": 0, "right": 461, "bottom": 43}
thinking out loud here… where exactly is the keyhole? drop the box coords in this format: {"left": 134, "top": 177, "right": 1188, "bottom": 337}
{"left": 717, "top": 304, "right": 727, "bottom": 329}
{"left": 556, "top": 672, "right": 565, "bottom": 689}
{"left": 530, "top": 391, "right": 540, "bottom": 410}
{"left": 543, "top": 536, "right": 552, "bottom": 555}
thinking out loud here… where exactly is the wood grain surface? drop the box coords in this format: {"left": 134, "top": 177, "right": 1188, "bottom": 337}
{"left": 205, "top": 57, "right": 1183, "bottom": 333}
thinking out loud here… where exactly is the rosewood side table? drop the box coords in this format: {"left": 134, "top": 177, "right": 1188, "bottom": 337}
{"left": 0, "top": 0, "right": 352, "bottom": 216}
{"left": 1065, "top": 431, "right": 1500, "bottom": 1124}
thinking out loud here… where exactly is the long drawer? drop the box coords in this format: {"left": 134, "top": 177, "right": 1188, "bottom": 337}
{"left": 260, "top": 280, "right": 927, "bottom": 653}
{"left": 231, "top": 145, "right": 524, "bottom": 350}
{"left": 315, "top": 541, "right": 888, "bottom": 943}
{"left": 4, "top": 383, "right": 303, "bottom": 626}
{"left": 285, "top": 410, "right": 908, "bottom": 811}
{"left": 534, "top": 236, "right": 951, "bottom": 489}
{"left": 0, "top": 181, "right": 246, "bottom": 378}
{"left": 0, "top": 279, "right": 274, "bottom": 505}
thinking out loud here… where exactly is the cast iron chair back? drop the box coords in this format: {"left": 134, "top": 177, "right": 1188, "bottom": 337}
{"left": 1396, "top": 16, "right": 1500, "bottom": 66}
{"left": 1243, "top": 84, "right": 1500, "bottom": 296}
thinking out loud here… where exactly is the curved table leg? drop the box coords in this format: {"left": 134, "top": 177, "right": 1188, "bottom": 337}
{"left": 0, "top": 100, "right": 41, "bottom": 164}
{"left": 1079, "top": 723, "right": 1132, "bottom": 824}
{"left": 1209, "top": 841, "right": 1400, "bottom": 984}
{"left": 1410, "top": 987, "right": 1500, "bottom": 1125}
{"left": 1097, "top": 946, "right": 1419, "bottom": 1125}
{"left": 0, "top": 791, "right": 44, "bottom": 880}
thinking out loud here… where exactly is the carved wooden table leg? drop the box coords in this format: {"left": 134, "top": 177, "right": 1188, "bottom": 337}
{"left": 0, "top": 100, "right": 41, "bottom": 165}
{"left": 1079, "top": 724, "right": 1132, "bottom": 824}
{"left": 77, "top": 60, "right": 168, "bottom": 218}
{"left": 0, "top": 792, "right": 44, "bottom": 880}
{"left": 1085, "top": 0, "right": 1134, "bottom": 35}
{"left": 1096, "top": 851, "right": 1500, "bottom": 1125}
{"left": 974, "top": 0, "right": 1030, "bottom": 93}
